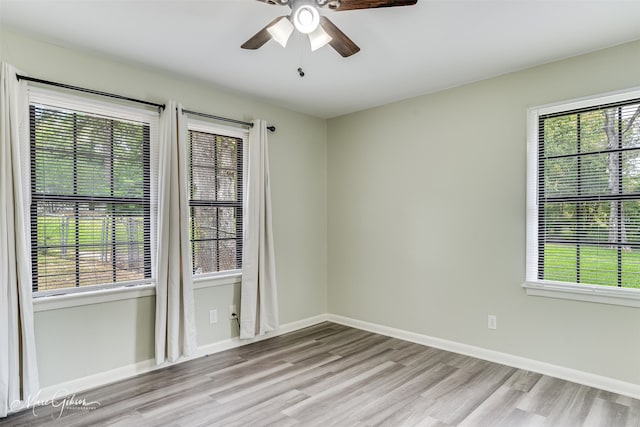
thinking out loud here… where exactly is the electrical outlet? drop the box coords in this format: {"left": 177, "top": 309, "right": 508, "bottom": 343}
{"left": 209, "top": 309, "right": 218, "bottom": 324}
{"left": 229, "top": 305, "right": 237, "bottom": 320}
{"left": 488, "top": 315, "right": 497, "bottom": 330}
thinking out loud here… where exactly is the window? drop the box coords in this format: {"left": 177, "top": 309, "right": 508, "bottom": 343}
{"left": 29, "top": 89, "right": 157, "bottom": 295}
{"left": 526, "top": 89, "right": 640, "bottom": 305}
{"left": 187, "top": 121, "right": 245, "bottom": 276}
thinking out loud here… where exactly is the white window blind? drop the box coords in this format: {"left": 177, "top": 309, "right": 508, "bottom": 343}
{"left": 528, "top": 93, "right": 640, "bottom": 289}
{"left": 29, "top": 91, "right": 157, "bottom": 294}
{"left": 188, "top": 123, "right": 245, "bottom": 276}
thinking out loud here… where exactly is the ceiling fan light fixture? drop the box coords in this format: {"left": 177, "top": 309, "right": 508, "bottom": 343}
{"left": 308, "top": 25, "right": 332, "bottom": 51}
{"left": 267, "top": 16, "right": 294, "bottom": 47}
{"left": 292, "top": 4, "right": 320, "bottom": 34}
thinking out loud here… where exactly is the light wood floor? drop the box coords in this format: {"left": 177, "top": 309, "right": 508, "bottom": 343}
{"left": 3, "top": 322, "right": 639, "bottom": 426}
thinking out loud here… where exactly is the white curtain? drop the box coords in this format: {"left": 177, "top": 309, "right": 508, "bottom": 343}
{"left": 0, "top": 63, "right": 39, "bottom": 417}
{"left": 155, "top": 101, "right": 197, "bottom": 364}
{"left": 240, "top": 120, "right": 278, "bottom": 339}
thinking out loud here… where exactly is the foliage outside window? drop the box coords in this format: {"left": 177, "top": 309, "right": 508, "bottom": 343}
{"left": 30, "top": 93, "right": 155, "bottom": 294}
{"left": 528, "top": 92, "right": 640, "bottom": 291}
{"left": 188, "top": 124, "right": 244, "bottom": 276}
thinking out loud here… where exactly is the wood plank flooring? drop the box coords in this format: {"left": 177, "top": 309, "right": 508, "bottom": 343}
{"left": 2, "top": 322, "right": 639, "bottom": 426}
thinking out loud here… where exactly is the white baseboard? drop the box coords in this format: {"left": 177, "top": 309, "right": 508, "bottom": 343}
{"left": 8, "top": 358, "right": 158, "bottom": 415}
{"left": 194, "top": 313, "right": 330, "bottom": 358}
{"left": 17, "top": 312, "right": 638, "bottom": 415}
{"left": 326, "top": 314, "right": 640, "bottom": 400}
{"left": 19, "top": 313, "right": 329, "bottom": 413}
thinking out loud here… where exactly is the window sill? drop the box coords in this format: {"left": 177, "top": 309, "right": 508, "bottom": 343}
{"left": 32, "top": 273, "right": 242, "bottom": 313}
{"left": 193, "top": 271, "right": 242, "bottom": 289}
{"left": 33, "top": 284, "right": 156, "bottom": 312}
{"left": 523, "top": 281, "right": 640, "bottom": 308}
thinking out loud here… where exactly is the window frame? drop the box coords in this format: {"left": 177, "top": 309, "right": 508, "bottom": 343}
{"left": 525, "top": 87, "right": 640, "bottom": 308}
{"left": 28, "top": 87, "right": 159, "bottom": 298}
{"left": 186, "top": 118, "right": 247, "bottom": 280}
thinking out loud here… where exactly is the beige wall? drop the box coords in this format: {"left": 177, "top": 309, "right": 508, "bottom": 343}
{"left": 4, "top": 25, "right": 640, "bottom": 390}
{"left": 1, "top": 28, "right": 327, "bottom": 387}
{"left": 327, "top": 40, "right": 640, "bottom": 384}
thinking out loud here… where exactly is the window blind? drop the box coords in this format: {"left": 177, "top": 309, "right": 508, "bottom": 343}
{"left": 188, "top": 129, "right": 243, "bottom": 275}
{"left": 537, "top": 98, "right": 640, "bottom": 288}
{"left": 30, "top": 103, "right": 152, "bottom": 292}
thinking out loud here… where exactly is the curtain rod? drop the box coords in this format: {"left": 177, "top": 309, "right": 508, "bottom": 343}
{"left": 182, "top": 109, "right": 276, "bottom": 133}
{"left": 16, "top": 75, "right": 166, "bottom": 111}
{"left": 15, "top": 74, "right": 277, "bottom": 132}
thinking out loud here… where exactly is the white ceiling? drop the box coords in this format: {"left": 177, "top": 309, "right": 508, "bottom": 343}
{"left": 2, "top": 0, "right": 640, "bottom": 118}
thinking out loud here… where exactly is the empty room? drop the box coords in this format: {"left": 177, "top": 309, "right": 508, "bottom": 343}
{"left": 1, "top": 0, "right": 640, "bottom": 425}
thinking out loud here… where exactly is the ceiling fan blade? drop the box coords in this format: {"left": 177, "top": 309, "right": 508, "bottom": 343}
{"left": 241, "top": 16, "right": 285, "bottom": 50}
{"left": 330, "top": 0, "right": 417, "bottom": 11}
{"left": 254, "top": 0, "right": 289, "bottom": 5}
{"left": 320, "top": 16, "right": 360, "bottom": 57}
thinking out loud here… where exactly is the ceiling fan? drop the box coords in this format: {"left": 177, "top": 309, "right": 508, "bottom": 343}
{"left": 241, "top": 0, "right": 418, "bottom": 58}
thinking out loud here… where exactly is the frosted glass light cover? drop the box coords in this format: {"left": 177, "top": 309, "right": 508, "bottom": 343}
{"left": 309, "top": 25, "right": 332, "bottom": 51}
{"left": 293, "top": 5, "right": 319, "bottom": 34}
{"left": 267, "top": 17, "right": 294, "bottom": 47}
